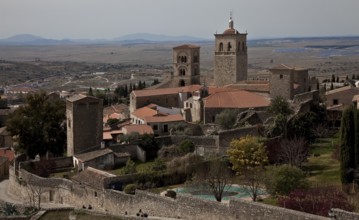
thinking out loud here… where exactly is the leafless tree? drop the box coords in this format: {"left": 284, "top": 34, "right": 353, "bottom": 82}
{"left": 24, "top": 175, "right": 44, "bottom": 210}
{"left": 191, "top": 159, "right": 233, "bottom": 202}
{"left": 241, "top": 167, "right": 266, "bottom": 202}
{"left": 279, "top": 137, "right": 309, "bottom": 167}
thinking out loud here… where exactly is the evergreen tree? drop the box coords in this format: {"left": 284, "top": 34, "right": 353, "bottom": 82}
{"left": 331, "top": 74, "right": 335, "bottom": 82}
{"left": 330, "top": 83, "right": 334, "bottom": 90}
{"left": 340, "top": 107, "right": 356, "bottom": 184}
{"left": 88, "top": 87, "right": 93, "bottom": 96}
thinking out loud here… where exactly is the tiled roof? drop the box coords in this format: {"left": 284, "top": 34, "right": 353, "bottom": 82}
{"left": 0, "top": 148, "right": 14, "bottom": 162}
{"left": 144, "top": 114, "right": 184, "bottom": 123}
{"left": 204, "top": 90, "right": 270, "bottom": 109}
{"left": 224, "top": 83, "right": 270, "bottom": 92}
{"left": 103, "top": 129, "right": 123, "bottom": 140}
{"left": 103, "top": 104, "right": 128, "bottom": 116}
{"left": 72, "top": 167, "right": 115, "bottom": 189}
{"left": 132, "top": 106, "right": 158, "bottom": 119}
{"left": 132, "top": 85, "right": 202, "bottom": 97}
{"left": 173, "top": 44, "right": 200, "bottom": 49}
{"left": 325, "top": 86, "right": 356, "bottom": 95}
{"left": 75, "top": 148, "right": 113, "bottom": 162}
{"left": 122, "top": 124, "right": 153, "bottom": 135}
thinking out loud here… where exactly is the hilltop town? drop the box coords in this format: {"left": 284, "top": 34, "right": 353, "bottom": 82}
{"left": 1, "top": 16, "right": 359, "bottom": 220}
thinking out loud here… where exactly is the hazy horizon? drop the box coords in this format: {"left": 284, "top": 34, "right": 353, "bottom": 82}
{"left": 1, "top": 0, "right": 359, "bottom": 40}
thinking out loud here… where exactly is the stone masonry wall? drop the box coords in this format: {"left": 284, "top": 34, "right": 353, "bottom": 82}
{"left": 10, "top": 167, "right": 357, "bottom": 220}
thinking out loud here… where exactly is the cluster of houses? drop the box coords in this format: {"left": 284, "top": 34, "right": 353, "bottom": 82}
{"left": 0, "top": 16, "right": 359, "bottom": 178}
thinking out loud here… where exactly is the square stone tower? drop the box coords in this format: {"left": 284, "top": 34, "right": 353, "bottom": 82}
{"left": 269, "top": 64, "right": 309, "bottom": 100}
{"left": 172, "top": 44, "right": 201, "bottom": 87}
{"left": 66, "top": 94, "right": 103, "bottom": 156}
{"left": 214, "top": 16, "right": 247, "bottom": 87}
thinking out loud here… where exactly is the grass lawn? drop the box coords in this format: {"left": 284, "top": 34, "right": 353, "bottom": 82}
{"left": 110, "top": 160, "right": 156, "bottom": 176}
{"left": 302, "top": 136, "right": 341, "bottom": 186}
{"left": 40, "top": 210, "right": 125, "bottom": 220}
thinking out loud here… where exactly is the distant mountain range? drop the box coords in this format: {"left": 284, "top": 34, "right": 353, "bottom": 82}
{"left": 0, "top": 33, "right": 358, "bottom": 46}
{"left": 0, "top": 33, "right": 211, "bottom": 45}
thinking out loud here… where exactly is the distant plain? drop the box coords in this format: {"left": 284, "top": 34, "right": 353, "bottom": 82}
{"left": 1, "top": 36, "right": 359, "bottom": 91}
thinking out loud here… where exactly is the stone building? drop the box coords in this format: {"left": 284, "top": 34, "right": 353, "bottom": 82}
{"left": 66, "top": 94, "right": 103, "bottom": 156}
{"left": 172, "top": 44, "right": 201, "bottom": 87}
{"left": 214, "top": 15, "right": 247, "bottom": 86}
{"left": 269, "top": 64, "right": 309, "bottom": 100}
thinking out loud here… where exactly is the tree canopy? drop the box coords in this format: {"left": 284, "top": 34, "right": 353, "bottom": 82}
{"left": 227, "top": 135, "right": 268, "bottom": 173}
{"left": 6, "top": 91, "right": 66, "bottom": 159}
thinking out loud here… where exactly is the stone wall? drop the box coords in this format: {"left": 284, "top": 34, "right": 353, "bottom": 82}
{"left": 332, "top": 208, "right": 359, "bottom": 220}
{"left": 11, "top": 167, "right": 359, "bottom": 220}
{"left": 109, "top": 144, "right": 146, "bottom": 162}
{"left": 218, "top": 126, "right": 258, "bottom": 154}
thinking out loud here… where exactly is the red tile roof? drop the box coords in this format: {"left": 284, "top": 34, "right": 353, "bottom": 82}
{"left": 222, "top": 28, "right": 239, "bottom": 35}
{"left": 122, "top": 124, "right": 153, "bottom": 135}
{"left": 144, "top": 114, "right": 184, "bottom": 123}
{"left": 132, "top": 85, "right": 202, "bottom": 97}
{"left": 132, "top": 107, "right": 158, "bottom": 119}
{"left": 204, "top": 90, "right": 270, "bottom": 109}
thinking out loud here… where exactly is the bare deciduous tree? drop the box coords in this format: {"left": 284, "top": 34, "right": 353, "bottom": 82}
{"left": 279, "top": 137, "right": 309, "bottom": 167}
{"left": 191, "top": 159, "right": 233, "bottom": 202}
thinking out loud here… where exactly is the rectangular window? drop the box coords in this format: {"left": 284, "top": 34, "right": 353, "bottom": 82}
{"left": 333, "top": 99, "right": 339, "bottom": 105}
{"left": 153, "top": 125, "right": 158, "bottom": 130}
{"left": 163, "top": 124, "right": 168, "bottom": 133}
{"left": 280, "top": 74, "right": 283, "bottom": 79}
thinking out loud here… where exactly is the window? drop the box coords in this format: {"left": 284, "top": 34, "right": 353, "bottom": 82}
{"left": 153, "top": 125, "right": 158, "bottom": 130}
{"left": 333, "top": 99, "right": 339, "bottom": 105}
{"left": 227, "top": 42, "right": 232, "bottom": 51}
{"left": 194, "top": 53, "right": 199, "bottom": 63}
{"left": 280, "top": 74, "right": 283, "bottom": 79}
{"left": 163, "top": 124, "right": 168, "bottom": 133}
{"left": 219, "top": 43, "right": 223, "bottom": 51}
{"left": 94, "top": 191, "right": 98, "bottom": 197}
{"left": 190, "top": 103, "right": 193, "bottom": 108}
{"left": 238, "top": 42, "right": 241, "bottom": 52}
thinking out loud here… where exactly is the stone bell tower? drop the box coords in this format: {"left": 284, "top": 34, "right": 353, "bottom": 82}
{"left": 214, "top": 14, "right": 247, "bottom": 86}
{"left": 172, "top": 44, "right": 200, "bottom": 87}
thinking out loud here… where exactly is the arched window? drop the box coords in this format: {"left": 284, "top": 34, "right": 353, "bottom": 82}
{"left": 219, "top": 43, "right": 223, "bottom": 51}
{"left": 227, "top": 42, "right": 232, "bottom": 51}
{"left": 180, "top": 69, "right": 186, "bottom": 76}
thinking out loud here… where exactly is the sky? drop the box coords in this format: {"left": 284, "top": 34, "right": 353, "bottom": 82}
{"left": 1, "top": 0, "right": 359, "bottom": 40}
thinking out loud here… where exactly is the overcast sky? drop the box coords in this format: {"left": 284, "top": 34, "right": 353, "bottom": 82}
{"left": 1, "top": 0, "right": 358, "bottom": 40}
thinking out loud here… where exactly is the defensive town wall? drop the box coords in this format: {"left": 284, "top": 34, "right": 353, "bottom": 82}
{"left": 8, "top": 166, "right": 358, "bottom": 220}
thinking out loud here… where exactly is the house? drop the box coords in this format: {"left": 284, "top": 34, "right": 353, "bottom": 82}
{"left": 73, "top": 148, "right": 130, "bottom": 171}
{"left": 131, "top": 104, "right": 184, "bottom": 135}
{"left": 326, "top": 86, "right": 359, "bottom": 108}
{"left": 129, "top": 85, "right": 202, "bottom": 112}
{"left": 202, "top": 90, "right": 271, "bottom": 124}
{"left": 103, "top": 104, "right": 129, "bottom": 125}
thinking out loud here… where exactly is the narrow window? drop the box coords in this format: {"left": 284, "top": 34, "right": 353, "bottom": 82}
{"left": 333, "top": 99, "right": 339, "bottom": 105}
{"left": 219, "top": 43, "right": 223, "bottom": 51}
{"left": 227, "top": 42, "right": 232, "bottom": 51}
{"left": 280, "top": 74, "right": 283, "bottom": 79}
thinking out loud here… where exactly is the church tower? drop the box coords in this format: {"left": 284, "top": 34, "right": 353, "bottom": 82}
{"left": 214, "top": 14, "right": 247, "bottom": 86}
{"left": 172, "top": 44, "right": 200, "bottom": 87}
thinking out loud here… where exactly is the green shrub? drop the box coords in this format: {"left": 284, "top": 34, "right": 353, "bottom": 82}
{"left": 123, "top": 159, "right": 137, "bottom": 174}
{"left": 265, "top": 165, "right": 309, "bottom": 196}
{"left": 179, "top": 140, "right": 195, "bottom": 154}
{"left": 123, "top": 184, "right": 137, "bottom": 194}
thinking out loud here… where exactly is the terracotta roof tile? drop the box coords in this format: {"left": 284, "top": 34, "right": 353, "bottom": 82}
{"left": 132, "top": 85, "right": 202, "bottom": 97}
{"left": 222, "top": 28, "right": 239, "bottom": 35}
{"left": 144, "top": 114, "right": 184, "bottom": 123}
{"left": 132, "top": 107, "right": 158, "bottom": 119}
{"left": 122, "top": 124, "right": 153, "bottom": 135}
{"left": 204, "top": 90, "right": 270, "bottom": 109}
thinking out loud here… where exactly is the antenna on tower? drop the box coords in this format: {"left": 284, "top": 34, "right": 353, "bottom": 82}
{"left": 230, "top": 10, "right": 233, "bottom": 19}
